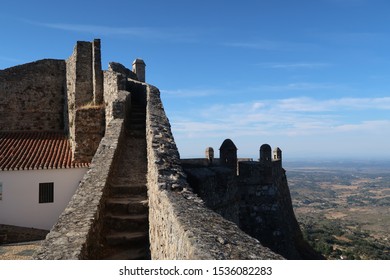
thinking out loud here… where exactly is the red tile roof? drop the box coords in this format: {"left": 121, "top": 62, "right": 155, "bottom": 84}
{"left": 0, "top": 132, "right": 89, "bottom": 171}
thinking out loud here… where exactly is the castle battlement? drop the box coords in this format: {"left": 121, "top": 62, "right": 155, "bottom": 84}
{"left": 1, "top": 39, "right": 321, "bottom": 260}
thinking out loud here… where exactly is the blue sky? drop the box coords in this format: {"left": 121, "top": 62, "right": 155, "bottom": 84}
{"left": 1, "top": 0, "right": 390, "bottom": 160}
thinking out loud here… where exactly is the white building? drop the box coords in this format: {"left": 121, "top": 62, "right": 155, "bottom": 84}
{"left": 0, "top": 132, "right": 89, "bottom": 230}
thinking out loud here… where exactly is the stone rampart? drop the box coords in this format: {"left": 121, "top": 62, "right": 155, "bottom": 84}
{"left": 2, "top": 40, "right": 286, "bottom": 259}
{"left": 182, "top": 165, "right": 239, "bottom": 224}
{"left": 146, "top": 85, "right": 284, "bottom": 259}
{"left": 34, "top": 75, "right": 285, "bottom": 260}
{"left": 0, "top": 59, "right": 66, "bottom": 132}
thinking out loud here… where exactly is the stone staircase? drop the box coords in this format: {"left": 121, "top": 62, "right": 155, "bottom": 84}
{"left": 102, "top": 104, "right": 150, "bottom": 260}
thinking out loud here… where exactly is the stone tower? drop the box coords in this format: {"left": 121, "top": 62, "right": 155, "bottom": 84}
{"left": 260, "top": 144, "right": 272, "bottom": 165}
{"left": 260, "top": 144, "right": 272, "bottom": 183}
{"left": 66, "top": 40, "right": 105, "bottom": 163}
{"left": 219, "top": 139, "right": 238, "bottom": 173}
{"left": 132, "top": 58, "right": 146, "bottom": 82}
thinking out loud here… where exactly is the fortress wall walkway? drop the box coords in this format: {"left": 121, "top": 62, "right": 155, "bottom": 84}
{"left": 145, "top": 85, "right": 283, "bottom": 260}
{"left": 34, "top": 77, "right": 284, "bottom": 260}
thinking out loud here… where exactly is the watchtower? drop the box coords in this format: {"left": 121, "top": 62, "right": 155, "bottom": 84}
{"left": 219, "top": 139, "right": 238, "bottom": 173}
{"left": 260, "top": 144, "right": 272, "bottom": 166}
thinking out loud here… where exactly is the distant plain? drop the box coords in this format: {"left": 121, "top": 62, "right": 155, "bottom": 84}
{"left": 285, "top": 160, "right": 390, "bottom": 259}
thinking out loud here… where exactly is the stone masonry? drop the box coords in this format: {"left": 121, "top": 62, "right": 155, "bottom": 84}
{"left": 66, "top": 39, "right": 105, "bottom": 163}
{"left": 183, "top": 144, "right": 323, "bottom": 259}
{"left": 1, "top": 39, "right": 316, "bottom": 259}
{"left": 0, "top": 59, "right": 66, "bottom": 132}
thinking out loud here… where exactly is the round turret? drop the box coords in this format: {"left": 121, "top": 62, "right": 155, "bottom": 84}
{"left": 260, "top": 144, "right": 272, "bottom": 163}
{"left": 219, "top": 139, "right": 238, "bottom": 171}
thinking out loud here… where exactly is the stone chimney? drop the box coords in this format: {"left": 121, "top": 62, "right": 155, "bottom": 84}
{"left": 273, "top": 147, "right": 282, "bottom": 161}
{"left": 132, "top": 58, "right": 146, "bottom": 82}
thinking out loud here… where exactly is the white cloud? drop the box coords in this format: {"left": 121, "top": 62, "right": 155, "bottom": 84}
{"left": 249, "top": 82, "right": 342, "bottom": 93}
{"left": 276, "top": 97, "right": 390, "bottom": 112}
{"left": 335, "top": 120, "right": 390, "bottom": 132}
{"left": 224, "top": 40, "right": 317, "bottom": 52}
{"left": 22, "top": 19, "right": 194, "bottom": 41}
{"left": 259, "top": 62, "right": 331, "bottom": 69}
{"left": 170, "top": 96, "right": 390, "bottom": 139}
{"left": 161, "top": 88, "right": 223, "bottom": 98}
{"left": 42, "top": 23, "right": 153, "bottom": 36}
{"left": 225, "top": 41, "right": 285, "bottom": 51}
{"left": 169, "top": 95, "right": 390, "bottom": 158}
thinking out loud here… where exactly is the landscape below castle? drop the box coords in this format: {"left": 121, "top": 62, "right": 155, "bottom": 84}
{"left": 0, "top": 39, "right": 322, "bottom": 260}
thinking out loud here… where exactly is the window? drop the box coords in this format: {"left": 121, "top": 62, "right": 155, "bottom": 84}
{"left": 39, "top": 182, "right": 54, "bottom": 203}
{"left": 0, "top": 183, "right": 2, "bottom": 200}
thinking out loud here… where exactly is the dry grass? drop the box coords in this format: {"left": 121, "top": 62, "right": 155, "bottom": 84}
{"left": 0, "top": 242, "right": 41, "bottom": 260}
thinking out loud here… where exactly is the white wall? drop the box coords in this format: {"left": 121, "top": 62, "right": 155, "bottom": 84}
{"left": 0, "top": 168, "right": 88, "bottom": 230}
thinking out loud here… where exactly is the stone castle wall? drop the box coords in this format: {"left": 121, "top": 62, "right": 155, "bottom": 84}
{"left": 0, "top": 59, "right": 66, "bottom": 132}
{"left": 146, "top": 85, "right": 283, "bottom": 259}
{"left": 0, "top": 39, "right": 306, "bottom": 259}
{"left": 67, "top": 40, "right": 105, "bottom": 163}
{"left": 34, "top": 69, "right": 284, "bottom": 259}
{"left": 182, "top": 151, "right": 322, "bottom": 259}
{"left": 182, "top": 164, "right": 239, "bottom": 224}
{"left": 238, "top": 160, "right": 302, "bottom": 258}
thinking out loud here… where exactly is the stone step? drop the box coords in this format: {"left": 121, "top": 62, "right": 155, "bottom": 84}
{"left": 109, "top": 184, "right": 147, "bottom": 197}
{"left": 111, "top": 173, "right": 147, "bottom": 185}
{"left": 131, "top": 110, "right": 146, "bottom": 116}
{"left": 111, "top": 171, "right": 147, "bottom": 180}
{"left": 106, "top": 197, "right": 148, "bottom": 215}
{"left": 105, "top": 213, "right": 148, "bottom": 231}
{"left": 131, "top": 105, "right": 146, "bottom": 110}
{"left": 130, "top": 111, "right": 145, "bottom": 117}
{"left": 103, "top": 247, "right": 150, "bottom": 260}
{"left": 126, "top": 131, "right": 146, "bottom": 139}
{"left": 101, "top": 105, "right": 149, "bottom": 259}
{"left": 106, "top": 231, "right": 148, "bottom": 246}
{"left": 129, "top": 119, "right": 146, "bottom": 128}
{"left": 129, "top": 123, "right": 145, "bottom": 130}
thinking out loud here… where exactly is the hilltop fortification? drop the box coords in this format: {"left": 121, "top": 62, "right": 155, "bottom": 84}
{"left": 0, "top": 39, "right": 321, "bottom": 259}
